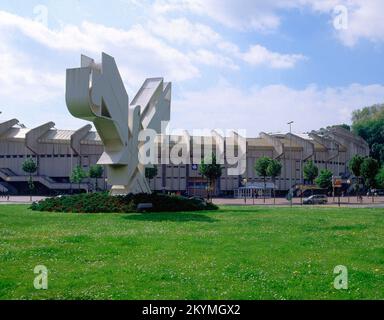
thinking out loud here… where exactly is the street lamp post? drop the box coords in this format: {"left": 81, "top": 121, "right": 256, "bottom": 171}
{"left": 242, "top": 178, "right": 247, "bottom": 204}
{"left": 288, "top": 121, "right": 294, "bottom": 207}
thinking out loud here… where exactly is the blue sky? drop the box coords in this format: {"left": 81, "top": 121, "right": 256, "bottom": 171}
{"left": 0, "top": 0, "right": 383, "bottom": 136}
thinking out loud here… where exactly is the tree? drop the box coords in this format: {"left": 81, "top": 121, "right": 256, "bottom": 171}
{"left": 22, "top": 158, "right": 37, "bottom": 201}
{"left": 371, "top": 143, "right": 384, "bottom": 164}
{"left": 360, "top": 157, "right": 379, "bottom": 189}
{"left": 352, "top": 103, "right": 384, "bottom": 123}
{"left": 89, "top": 165, "right": 104, "bottom": 191}
{"left": 266, "top": 159, "right": 282, "bottom": 204}
{"left": 145, "top": 166, "right": 158, "bottom": 190}
{"left": 349, "top": 155, "right": 365, "bottom": 177}
{"left": 303, "top": 160, "right": 319, "bottom": 184}
{"left": 348, "top": 155, "right": 365, "bottom": 199}
{"left": 199, "top": 153, "right": 223, "bottom": 201}
{"left": 375, "top": 166, "right": 384, "bottom": 189}
{"left": 337, "top": 124, "right": 351, "bottom": 131}
{"left": 352, "top": 104, "right": 384, "bottom": 163}
{"left": 70, "top": 165, "right": 88, "bottom": 192}
{"left": 315, "top": 169, "right": 333, "bottom": 190}
{"left": 254, "top": 156, "right": 272, "bottom": 203}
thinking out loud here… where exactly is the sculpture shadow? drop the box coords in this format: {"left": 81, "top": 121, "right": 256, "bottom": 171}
{"left": 122, "top": 212, "right": 218, "bottom": 223}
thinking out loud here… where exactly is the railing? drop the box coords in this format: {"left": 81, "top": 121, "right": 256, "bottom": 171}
{"left": 0, "top": 168, "right": 18, "bottom": 177}
{"left": 0, "top": 182, "right": 8, "bottom": 192}
{"left": 0, "top": 168, "right": 88, "bottom": 191}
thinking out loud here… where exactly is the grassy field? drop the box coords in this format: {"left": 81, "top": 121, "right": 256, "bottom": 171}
{"left": 0, "top": 205, "right": 383, "bottom": 300}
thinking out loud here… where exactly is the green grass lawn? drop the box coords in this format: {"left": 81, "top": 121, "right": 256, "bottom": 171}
{"left": 0, "top": 205, "right": 383, "bottom": 300}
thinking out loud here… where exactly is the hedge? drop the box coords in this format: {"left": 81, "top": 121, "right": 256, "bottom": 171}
{"left": 30, "top": 192, "right": 218, "bottom": 213}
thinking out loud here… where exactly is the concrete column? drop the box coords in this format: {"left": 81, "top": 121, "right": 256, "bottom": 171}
{"left": 25, "top": 122, "right": 55, "bottom": 175}
{"left": 0, "top": 119, "right": 19, "bottom": 137}
{"left": 286, "top": 133, "right": 315, "bottom": 184}
{"left": 259, "top": 132, "right": 284, "bottom": 159}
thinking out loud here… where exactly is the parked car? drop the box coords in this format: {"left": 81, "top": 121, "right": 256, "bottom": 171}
{"left": 303, "top": 194, "right": 328, "bottom": 205}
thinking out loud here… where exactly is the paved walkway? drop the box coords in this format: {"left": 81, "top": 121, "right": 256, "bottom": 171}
{"left": 213, "top": 196, "right": 384, "bottom": 208}
{"left": 1, "top": 195, "right": 384, "bottom": 208}
{"left": 0, "top": 196, "right": 47, "bottom": 204}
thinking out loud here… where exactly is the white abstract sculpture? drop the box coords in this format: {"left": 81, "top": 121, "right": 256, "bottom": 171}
{"left": 66, "top": 53, "right": 171, "bottom": 195}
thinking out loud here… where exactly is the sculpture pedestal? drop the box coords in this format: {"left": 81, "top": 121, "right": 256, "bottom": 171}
{"left": 110, "top": 185, "right": 130, "bottom": 196}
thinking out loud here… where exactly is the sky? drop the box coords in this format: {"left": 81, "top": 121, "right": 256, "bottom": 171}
{"left": 0, "top": 0, "right": 383, "bottom": 136}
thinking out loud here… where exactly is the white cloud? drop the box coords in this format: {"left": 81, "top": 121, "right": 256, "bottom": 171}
{"left": 0, "top": 8, "right": 306, "bottom": 129}
{"left": 0, "top": 40, "right": 70, "bottom": 128}
{"left": 147, "top": 16, "right": 242, "bottom": 70}
{"left": 217, "top": 41, "right": 241, "bottom": 56}
{"left": 242, "top": 45, "right": 307, "bottom": 69}
{"left": 335, "top": 0, "right": 384, "bottom": 46}
{"left": 148, "top": 17, "right": 221, "bottom": 46}
{"left": 171, "top": 82, "right": 384, "bottom": 135}
{"left": 147, "top": 14, "right": 305, "bottom": 69}
{"left": 0, "top": 42, "right": 63, "bottom": 105}
{"left": 0, "top": 10, "right": 200, "bottom": 83}
{"left": 153, "top": 0, "right": 343, "bottom": 33}
{"left": 154, "top": 0, "right": 384, "bottom": 46}
{"left": 1, "top": 3, "right": 381, "bottom": 134}
{"left": 295, "top": 0, "right": 384, "bottom": 46}
{"left": 189, "top": 49, "right": 239, "bottom": 70}
{"left": 154, "top": 0, "right": 282, "bottom": 32}
{"left": 0, "top": 9, "right": 305, "bottom": 92}
{"left": 0, "top": 9, "right": 201, "bottom": 128}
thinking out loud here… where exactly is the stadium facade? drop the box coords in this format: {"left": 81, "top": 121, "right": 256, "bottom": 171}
{"left": 0, "top": 118, "right": 369, "bottom": 196}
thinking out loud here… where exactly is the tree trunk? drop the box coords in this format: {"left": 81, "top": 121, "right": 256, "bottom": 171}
{"left": 356, "top": 177, "right": 359, "bottom": 202}
{"left": 210, "top": 179, "right": 213, "bottom": 201}
{"left": 263, "top": 176, "right": 266, "bottom": 204}
{"left": 273, "top": 178, "right": 276, "bottom": 205}
{"left": 209, "top": 178, "right": 215, "bottom": 202}
{"left": 29, "top": 174, "right": 32, "bottom": 202}
{"left": 206, "top": 177, "right": 210, "bottom": 202}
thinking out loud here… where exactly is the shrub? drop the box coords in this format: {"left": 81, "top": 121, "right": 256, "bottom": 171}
{"left": 30, "top": 192, "right": 218, "bottom": 213}
{"left": 315, "top": 169, "right": 333, "bottom": 190}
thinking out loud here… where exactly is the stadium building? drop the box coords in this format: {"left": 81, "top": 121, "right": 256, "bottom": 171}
{"left": 0, "top": 118, "right": 369, "bottom": 196}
